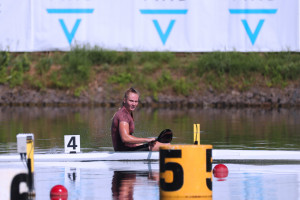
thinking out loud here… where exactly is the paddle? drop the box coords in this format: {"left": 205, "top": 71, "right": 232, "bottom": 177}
{"left": 147, "top": 129, "right": 172, "bottom": 159}
{"left": 156, "top": 129, "right": 173, "bottom": 143}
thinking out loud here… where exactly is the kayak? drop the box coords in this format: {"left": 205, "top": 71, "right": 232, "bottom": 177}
{"left": 1, "top": 149, "right": 300, "bottom": 163}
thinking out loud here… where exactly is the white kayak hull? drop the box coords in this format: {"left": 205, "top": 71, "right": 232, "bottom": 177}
{"left": 0, "top": 150, "right": 300, "bottom": 163}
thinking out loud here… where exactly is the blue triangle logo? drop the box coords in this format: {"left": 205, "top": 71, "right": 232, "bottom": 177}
{"left": 59, "top": 19, "right": 82, "bottom": 44}
{"left": 152, "top": 19, "right": 176, "bottom": 45}
{"left": 241, "top": 19, "right": 265, "bottom": 45}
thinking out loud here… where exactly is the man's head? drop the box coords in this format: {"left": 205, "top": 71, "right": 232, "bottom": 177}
{"left": 123, "top": 87, "right": 139, "bottom": 112}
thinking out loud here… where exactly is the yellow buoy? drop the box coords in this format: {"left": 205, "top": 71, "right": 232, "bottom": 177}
{"left": 160, "top": 144, "right": 213, "bottom": 199}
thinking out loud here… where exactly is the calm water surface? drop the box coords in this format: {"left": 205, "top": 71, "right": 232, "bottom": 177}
{"left": 1, "top": 106, "right": 300, "bottom": 153}
{"left": 1, "top": 106, "right": 300, "bottom": 200}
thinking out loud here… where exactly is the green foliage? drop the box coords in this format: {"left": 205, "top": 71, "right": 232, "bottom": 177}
{"left": 74, "top": 86, "right": 86, "bottom": 97}
{"left": 157, "top": 70, "right": 173, "bottom": 87}
{"left": 0, "top": 51, "right": 10, "bottom": 67}
{"left": 190, "top": 52, "right": 262, "bottom": 77}
{"left": 282, "top": 62, "right": 300, "bottom": 80}
{"left": 185, "top": 52, "right": 300, "bottom": 90}
{"left": 0, "top": 51, "right": 10, "bottom": 83}
{"left": 138, "top": 51, "right": 175, "bottom": 65}
{"left": 261, "top": 53, "right": 300, "bottom": 87}
{"left": 146, "top": 79, "right": 159, "bottom": 93}
{"left": 49, "top": 71, "right": 62, "bottom": 87}
{"left": 87, "top": 47, "right": 118, "bottom": 65}
{"left": 108, "top": 72, "right": 133, "bottom": 85}
{"left": 141, "top": 70, "right": 174, "bottom": 95}
{"left": 173, "top": 78, "right": 192, "bottom": 96}
{"left": 143, "top": 78, "right": 159, "bottom": 101}
{"left": 142, "top": 62, "right": 160, "bottom": 74}
{"left": 2, "top": 49, "right": 300, "bottom": 98}
{"left": 8, "top": 69, "right": 23, "bottom": 87}
{"left": 0, "top": 67, "right": 6, "bottom": 84}
{"left": 52, "top": 48, "right": 92, "bottom": 88}
{"left": 114, "top": 51, "right": 134, "bottom": 65}
{"left": 204, "top": 72, "right": 227, "bottom": 91}
{"left": 15, "top": 54, "right": 31, "bottom": 72}
{"left": 7, "top": 54, "right": 31, "bottom": 87}
{"left": 27, "top": 76, "right": 45, "bottom": 90}
{"left": 74, "top": 46, "right": 134, "bottom": 65}
{"left": 35, "top": 57, "right": 52, "bottom": 75}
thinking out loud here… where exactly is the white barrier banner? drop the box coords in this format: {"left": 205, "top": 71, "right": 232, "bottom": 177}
{"left": 0, "top": 0, "right": 298, "bottom": 52}
{"left": 0, "top": 0, "right": 31, "bottom": 51}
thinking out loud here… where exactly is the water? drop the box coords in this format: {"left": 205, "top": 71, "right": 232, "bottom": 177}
{"left": 34, "top": 161, "right": 160, "bottom": 200}
{"left": 1, "top": 106, "right": 300, "bottom": 199}
{"left": 1, "top": 107, "right": 300, "bottom": 153}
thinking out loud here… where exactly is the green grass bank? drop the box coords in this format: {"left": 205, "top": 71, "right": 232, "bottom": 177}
{"left": 0, "top": 47, "right": 300, "bottom": 107}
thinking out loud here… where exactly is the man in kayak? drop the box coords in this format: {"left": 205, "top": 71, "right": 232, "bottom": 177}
{"left": 111, "top": 87, "right": 168, "bottom": 151}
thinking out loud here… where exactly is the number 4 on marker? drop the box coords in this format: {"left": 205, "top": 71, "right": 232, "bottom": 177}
{"left": 64, "top": 135, "right": 80, "bottom": 153}
{"left": 67, "top": 136, "right": 78, "bottom": 150}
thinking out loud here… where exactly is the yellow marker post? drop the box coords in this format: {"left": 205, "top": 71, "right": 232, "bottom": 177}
{"left": 193, "top": 123, "right": 200, "bottom": 145}
{"left": 160, "top": 145, "right": 212, "bottom": 199}
{"left": 26, "top": 135, "right": 35, "bottom": 197}
{"left": 26, "top": 136, "right": 34, "bottom": 173}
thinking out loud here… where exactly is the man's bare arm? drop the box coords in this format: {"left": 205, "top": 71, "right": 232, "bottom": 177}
{"left": 119, "top": 121, "right": 154, "bottom": 144}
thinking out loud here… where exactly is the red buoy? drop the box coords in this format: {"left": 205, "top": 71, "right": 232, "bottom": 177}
{"left": 50, "top": 185, "right": 68, "bottom": 200}
{"left": 51, "top": 196, "right": 68, "bottom": 200}
{"left": 213, "top": 164, "right": 229, "bottom": 180}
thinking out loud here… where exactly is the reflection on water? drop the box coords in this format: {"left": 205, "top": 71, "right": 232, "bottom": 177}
{"left": 214, "top": 164, "right": 300, "bottom": 200}
{"left": 112, "top": 170, "right": 159, "bottom": 200}
{"left": 112, "top": 171, "right": 135, "bottom": 200}
{"left": 1, "top": 106, "right": 300, "bottom": 153}
{"left": 3, "top": 161, "right": 300, "bottom": 200}
{"left": 32, "top": 161, "right": 160, "bottom": 200}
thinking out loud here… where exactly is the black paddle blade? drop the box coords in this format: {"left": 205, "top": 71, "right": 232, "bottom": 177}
{"left": 157, "top": 129, "right": 173, "bottom": 143}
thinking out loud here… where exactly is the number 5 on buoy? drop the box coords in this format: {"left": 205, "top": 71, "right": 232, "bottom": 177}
{"left": 64, "top": 135, "right": 80, "bottom": 153}
{"left": 159, "top": 145, "right": 212, "bottom": 199}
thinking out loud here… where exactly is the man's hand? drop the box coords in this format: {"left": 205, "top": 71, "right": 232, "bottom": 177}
{"left": 148, "top": 138, "right": 156, "bottom": 149}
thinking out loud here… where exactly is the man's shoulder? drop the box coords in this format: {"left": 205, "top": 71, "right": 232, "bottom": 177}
{"left": 114, "top": 107, "right": 130, "bottom": 119}
{"left": 115, "top": 107, "right": 126, "bottom": 115}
